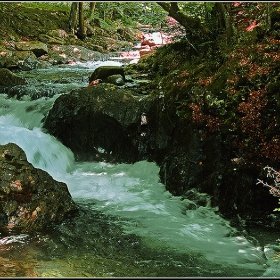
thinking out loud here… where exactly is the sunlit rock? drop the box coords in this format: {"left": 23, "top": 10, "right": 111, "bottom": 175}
{"left": 45, "top": 44, "right": 105, "bottom": 64}
{"left": 39, "top": 29, "right": 69, "bottom": 45}
{"left": 0, "top": 50, "right": 38, "bottom": 69}
{"left": 15, "top": 41, "right": 48, "bottom": 57}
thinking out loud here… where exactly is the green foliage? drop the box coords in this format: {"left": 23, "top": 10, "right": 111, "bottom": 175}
{"left": 0, "top": 2, "right": 12, "bottom": 11}
{"left": 138, "top": 2, "right": 168, "bottom": 27}
{"left": 0, "top": 2, "right": 22, "bottom": 13}
{"left": 20, "top": 1, "right": 71, "bottom": 11}
{"left": 273, "top": 199, "right": 280, "bottom": 212}
{"left": 178, "top": 2, "right": 215, "bottom": 23}
{"left": 93, "top": 2, "right": 167, "bottom": 29}
{"left": 8, "top": 1, "right": 218, "bottom": 41}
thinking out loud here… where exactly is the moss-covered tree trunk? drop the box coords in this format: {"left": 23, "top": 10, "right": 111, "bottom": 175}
{"left": 78, "top": 2, "right": 86, "bottom": 40}
{"left": 215, "top": 2, "right": 236, "bottom": 44}
{"left": 87, "top": 1, "right": 96, "bottom": 21}
{"left": 265, "top": 2, "right": 272, "bottom": 30}
{"left": 69, "top": 2, "right": 78, "bottom": 34}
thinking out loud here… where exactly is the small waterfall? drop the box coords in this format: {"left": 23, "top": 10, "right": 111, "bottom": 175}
{"left": 0, "top": 94, "right": 55, "bottom": 129}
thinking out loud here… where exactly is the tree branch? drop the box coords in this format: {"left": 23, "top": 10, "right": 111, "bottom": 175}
{"left": 156, "top": 2, "right": 203, "bottom": 35}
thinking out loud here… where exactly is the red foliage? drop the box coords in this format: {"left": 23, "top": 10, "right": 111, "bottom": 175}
{"left": 238, "top": 89, "right": 267, "bottom": 138}
{"left": 189, "top": 103, "right": 223, "bottom": 133}
{"left": 196, "top": 76, "right": 213, "bottom": 87}
{"left": 233, "top": 89, "right": 280, "bottom": 163}
{"left": 189, "top": 87, "right": 280, "bottom": 164}
{"left": 184, "top": 2, "right": 280, "bottom": 164}
{"left": 261, "top": 136, "right": 280, "bottom": 162}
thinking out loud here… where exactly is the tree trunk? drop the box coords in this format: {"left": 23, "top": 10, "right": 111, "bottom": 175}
{"left": 265, "top": 2, "right": 272, "bottom": 30}
{"left": 87, "top": 2, "right": 96, "bottom": 21}
{"left": 212, "top": 2, "right": 236, "bottom": 45}
{"left": 69, "top": 2, "right": 78, "bottom": 34}
{"left": 156, "top": 2, "right": 207, "bottom": 38}
{"left": 218, "top": 3, "right": 235, "bottom": 44}
{"left": 78, "top": 2, "right": 86, "bottom": 40}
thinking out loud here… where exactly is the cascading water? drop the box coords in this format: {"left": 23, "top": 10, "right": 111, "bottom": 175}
{"left": 0, "top": 61, "right": 280, "bottom": 277}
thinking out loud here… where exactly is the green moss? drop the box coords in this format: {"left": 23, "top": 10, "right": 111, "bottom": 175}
{"left": 267, "top": 80, "right": 280, "bottom": 95}
{"left": 206, "top": 69, "right": 228, "bottom": 100}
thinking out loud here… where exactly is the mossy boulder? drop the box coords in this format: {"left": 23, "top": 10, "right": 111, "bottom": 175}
{"left": 0, "top": 68, "right": 28, "bottom": 86}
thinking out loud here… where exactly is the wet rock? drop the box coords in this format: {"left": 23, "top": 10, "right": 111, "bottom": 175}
{"left": 0, "top": 143, "right": 77, "bottom": 233}
{"left": 89, "top": 66, "right": 126, "bottom": 84}
{"left": 7, "top": 84, "right": 56, "bottom": 100}
{"left": 182, "top": 188, "right": 212, "bottom": 208}
{"left": 86, "top": 44, "right": 104, "bottom": 53}
{"left": 0, "top": 50, "right": 38, "bottom": 69}
{"left": 0, "top": 68, "right": 28, "bottom": 86}
{"left": 158, "top": 121, "right": 280, "bottom": 226}
{"left": 103, "top": 74, "right": 125, "bottom": 86}
{"left": 43, "top": 83, "right": 158, "bottom": 163}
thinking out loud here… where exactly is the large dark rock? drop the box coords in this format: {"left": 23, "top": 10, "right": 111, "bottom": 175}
{"left": 0, "top": 143, "right": 78, "bottom": 233}
{"left": 43, "top": 83, "right": 158, "bottom": 163}
{"left": 157, "top": 113, "right": 280, "bottom": 228}
{"left": 155, "top": 108, "right": 280, "bottom": 224}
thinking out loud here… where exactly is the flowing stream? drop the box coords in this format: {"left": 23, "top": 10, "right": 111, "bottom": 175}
{"left": 0, "top": 59, "right": 280, "bottom": 277}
